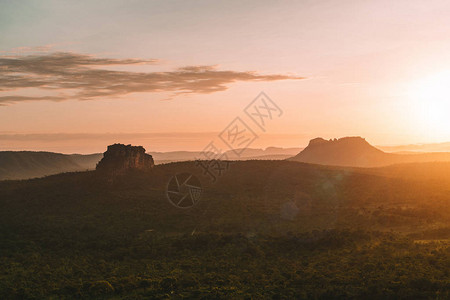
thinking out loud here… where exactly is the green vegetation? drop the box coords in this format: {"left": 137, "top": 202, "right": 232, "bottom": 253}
{"left": 1, "top": 161, "right": 450, "bottom": 299}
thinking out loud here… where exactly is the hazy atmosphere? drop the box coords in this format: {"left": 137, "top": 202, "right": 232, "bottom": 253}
{"left": 2, "top": 0, "right": 450, "bottom": 152}
{"left": 2, "top": 1, "right": 450, "bottom": 299}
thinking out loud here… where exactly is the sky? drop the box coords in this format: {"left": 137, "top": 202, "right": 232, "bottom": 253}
{"left": 1, "top": 0, "right": 450, "bottom": 153}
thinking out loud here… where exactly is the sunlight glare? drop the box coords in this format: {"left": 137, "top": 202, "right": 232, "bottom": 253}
{"left": 406, "top": 70, "right": 450, "bottom": 140}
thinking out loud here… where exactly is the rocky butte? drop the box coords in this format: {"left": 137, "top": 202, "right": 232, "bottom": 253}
{"left": 289, "top": 136, "right": 450, "bottom": 167}
{"left": 289, "top": 137, "right": 390, "bottom": 167}
{"left": 96, "top": 144, "right": 154, "bottom": 175}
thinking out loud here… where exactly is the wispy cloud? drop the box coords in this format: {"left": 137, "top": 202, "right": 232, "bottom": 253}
{"left": 0, "top": 52, "right": 304, "bottom": 105}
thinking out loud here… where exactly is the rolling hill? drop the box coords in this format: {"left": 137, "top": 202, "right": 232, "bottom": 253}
{"left": 0, "top": 147, "right": 300, "bottom": 180}
{"left": 0, "top": 151, "right": 102, "bottom": 180}
{"left": 0, "top": 160, "right": 450, "bottom": 298}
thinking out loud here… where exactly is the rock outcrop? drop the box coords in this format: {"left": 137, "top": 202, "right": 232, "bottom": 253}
{"left": 96, "top": 144, "right": 154, "bottom": 175}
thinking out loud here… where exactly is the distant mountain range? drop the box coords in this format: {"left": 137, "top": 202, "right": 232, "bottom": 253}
{"left": 290, "top": 137, "right": 450, "bottom": 167}
{"left": 149, "top": 147, "right": 302, "bottom": 164}
{"left": 3, "top": 138, "right": 450, "bottom": 180}
{"left": 377, "top": 141, "right": 450, "bottom": 153}
{"left": 0, "top": 147, "right": 301, "bottom": 180}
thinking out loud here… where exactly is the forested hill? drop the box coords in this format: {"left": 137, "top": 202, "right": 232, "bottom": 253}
{"left": 1, "top": 160, "right": 450, "bottom": 298}
{"left": 0, "top": 151, "right": 102, "bottom": 180}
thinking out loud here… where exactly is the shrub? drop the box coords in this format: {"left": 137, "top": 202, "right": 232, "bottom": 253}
{"left": 89, "top": 280, "right": 114, "bottom": 296}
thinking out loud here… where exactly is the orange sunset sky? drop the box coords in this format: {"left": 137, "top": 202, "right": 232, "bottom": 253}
{"left": 1, "top": 0, "right": 450, "bottom": 153}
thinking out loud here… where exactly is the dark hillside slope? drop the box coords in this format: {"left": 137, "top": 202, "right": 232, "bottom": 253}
{"left": 1, "top": 160, "right": 450, "bottom": 298}
{"left": 1, "top": 160, "right": 449, "bottom": 236}
{"left": 68, "top": 153, "right": 102, "bottom": 169}
{"left": 0, "top": 151, "right": 90, "bottom": 180}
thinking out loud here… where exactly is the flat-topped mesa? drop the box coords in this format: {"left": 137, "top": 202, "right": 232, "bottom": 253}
{"left": 96, "top": 144, "right": 154, "bottom": 175}
{"left": 290, "top": 136, "right": 386, "bottom": 167}
{"left": 307, "top": 136, "right": 367, "bottom": 147}
{"left": 307, "top": 137, "right": 328, "bottom": 147}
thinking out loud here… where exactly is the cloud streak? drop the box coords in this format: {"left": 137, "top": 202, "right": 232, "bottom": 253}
{"left": 0, "top": 52, "right": 303, "bottom": 105}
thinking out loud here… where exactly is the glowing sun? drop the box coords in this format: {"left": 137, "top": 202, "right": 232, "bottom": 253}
{"left": 406, "top": 70, "right": 450, "bottom": 140}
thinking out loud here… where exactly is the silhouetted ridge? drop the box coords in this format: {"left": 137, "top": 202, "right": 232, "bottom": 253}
{"left": 0, "top": 151, "right": 102, "bottom": 180}
{"left": 290, "top": 136, "right": 450, "bottom": 167}
{"left": 307, "top": 137, "right": 328, "bottom": 146}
